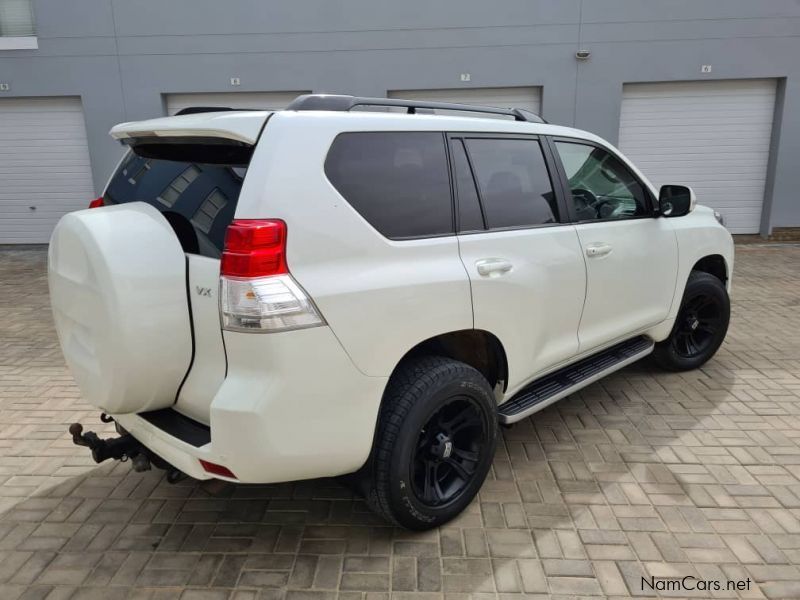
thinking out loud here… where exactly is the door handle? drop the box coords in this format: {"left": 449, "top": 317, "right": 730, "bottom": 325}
{"left": 476, "top": 258, "right": 513, "bottom": 277}
{"left": 586, "top": 243, "right": 613, "bottom": 258}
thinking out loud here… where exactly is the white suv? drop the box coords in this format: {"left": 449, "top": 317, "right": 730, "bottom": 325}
{"left": 49, "top": 95, "right": 733, "bottom": 529}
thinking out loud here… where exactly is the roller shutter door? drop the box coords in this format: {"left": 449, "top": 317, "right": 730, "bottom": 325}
{"left": 0, "top": 97, "right": 95, "bottom": 243}
{"left": 619, "top": 79, "right": 777, "bottom": 233}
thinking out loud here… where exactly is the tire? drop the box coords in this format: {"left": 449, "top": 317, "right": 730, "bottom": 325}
{"left": 653, "top": 271, "right": 730, "bottom": 371}
{"left": 362, "top": 356, "right": 498, "bottom": 530}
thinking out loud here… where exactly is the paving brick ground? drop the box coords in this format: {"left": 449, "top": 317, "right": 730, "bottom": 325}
{"left": 0, "top": 245, "right": 799, "bottom": 599}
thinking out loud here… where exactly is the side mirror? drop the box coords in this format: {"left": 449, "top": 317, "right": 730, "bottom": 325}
{"left": 658, "top": 185, "right": 696, "bottom": 217}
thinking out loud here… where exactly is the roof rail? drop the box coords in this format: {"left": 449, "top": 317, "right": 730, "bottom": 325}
{"left": 175, "top": 106, "right": 248, "bottom": 116}
{"left": 285, "top": 94, "right": 546, "bottom": 123}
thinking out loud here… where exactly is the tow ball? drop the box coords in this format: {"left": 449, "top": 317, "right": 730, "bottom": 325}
{"left": 68, "top": 421, "right": 186, "bottom": 482}
{"left": 68, "top": 422, "right": 151, "bottom": 472}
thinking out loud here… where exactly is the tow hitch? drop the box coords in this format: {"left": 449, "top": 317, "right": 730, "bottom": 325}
{"left": 68, "top": 420, "right": 185, "bottom": 482}
{"left": 69, "top": 423, "right": 145, "bottom": 466}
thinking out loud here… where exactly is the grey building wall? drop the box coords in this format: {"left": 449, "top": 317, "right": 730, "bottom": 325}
{"left": 1, "top": 0, "right": 798, "bottom": 233}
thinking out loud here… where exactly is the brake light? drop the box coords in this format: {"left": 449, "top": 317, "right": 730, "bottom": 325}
{"left": 199, "top": 459, "right": 237, "bottom": 479}
{"left": 221, "top": 219, "right": 287, "bottom": 278}
{"left": 88, "top": 197, "right": 104, "bottom": 209}
{"left": 220, "top": 219, "right": 325, "bottom": 333}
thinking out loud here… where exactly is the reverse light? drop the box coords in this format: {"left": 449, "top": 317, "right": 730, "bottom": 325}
{"left": 88, "top": 197, "right": 104, "bottom": 209}
{"left": 220, "top": 219, "right": 325, "bottom": 333}
{"left": 199, "top": 459, "right": 237, "bottom": 479}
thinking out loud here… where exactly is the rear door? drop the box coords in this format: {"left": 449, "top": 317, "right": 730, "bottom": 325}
{"left": 550, "top": 138, "right": 678, "bottom": 353}
{"left": 103, "top": 142, "right": 253, "bottom": 423}
{"left": 451, "top": 134, "right": 586, "bottom": 392}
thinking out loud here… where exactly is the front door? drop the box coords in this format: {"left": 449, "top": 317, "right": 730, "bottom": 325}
{"left": 551, "top": 139, "right": 678, "bottom": 353}
{"left": 450, "top": 134, "right": 586, "bottom": 392}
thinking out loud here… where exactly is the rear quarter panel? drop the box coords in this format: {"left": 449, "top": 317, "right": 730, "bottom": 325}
{"left": 234, "top": 112, "right": 473, "bottom": 378}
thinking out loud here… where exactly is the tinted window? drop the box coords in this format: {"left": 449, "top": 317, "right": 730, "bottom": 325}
{"left": 325, "top": 132, "right": 453, "bottom": 239}
{"left": 450, "top": 139, "right": 485, "bottom": 232}
{"left": 104, "top": 147, "right": 248, "bottom": 258}
{"left": 465, "top": 138, "right": 558, "bottom": 229}
{"left": 555, "top": 141, "right": 649, "bottom": 221}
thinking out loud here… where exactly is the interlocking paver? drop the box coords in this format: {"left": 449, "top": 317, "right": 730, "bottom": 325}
{"left": 1, "top": 244, "right": 799, "bottom": 598}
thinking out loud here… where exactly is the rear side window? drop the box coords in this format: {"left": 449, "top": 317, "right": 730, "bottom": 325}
{"left": 103, "top": 141, "right": 250, "bottom": 258}
{"left": 325, "top": 132, "right": 453, "bottom": 239}
{"left": 464, "top": 138, "right": 558, "bottom": 229}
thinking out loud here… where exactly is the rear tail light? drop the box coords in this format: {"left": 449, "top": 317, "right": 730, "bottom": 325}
{"left": 199, "top": 459, "right": 237, "bottom": 479}
{"left": 220, "top": 219, "right": 286, "bottom": 278}
{"left": 88, "top": 197, "right": 104, "bottom": 209}
{"left": 220, "top": 219, "right": 325, "bottom": 333}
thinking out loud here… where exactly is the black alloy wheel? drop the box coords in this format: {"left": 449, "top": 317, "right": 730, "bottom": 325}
{"left": 411, "top": 396, "right": 487, "bottom": 507}
{"left": 357, "top": 356, "right": 498, "bottom": 530}
{"left": 653, "top": 270, "right": 730, "bottom": 372}
{"left": 671, "top": 292, "right": 725, "bottom": 359}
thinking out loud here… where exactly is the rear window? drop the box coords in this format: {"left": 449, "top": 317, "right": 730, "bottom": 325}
{"left": 324, "top": 132, "right": 453, "bottom": 239}
{"left": 103, "top": 140, "right": 252, "bottom": 258}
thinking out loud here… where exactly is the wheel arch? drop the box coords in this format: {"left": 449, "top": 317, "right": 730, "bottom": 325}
{"left": 691, "top": 254, "right": 728, "bottom": 284}
{"left": 387, "top": 329, "right": 509, "bottom": 396}
{"left": 350, "top": 329, "right": 508, "bottom": 486}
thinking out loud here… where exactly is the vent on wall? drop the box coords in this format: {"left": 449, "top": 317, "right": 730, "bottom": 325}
{"left": 0, "top": 0, "right": 36, "bottom": 36}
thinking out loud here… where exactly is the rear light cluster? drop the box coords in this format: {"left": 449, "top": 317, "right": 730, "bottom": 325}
{"left": 220, "top": 219, "right": 325, "bottom": 333}
{"left": 220, "top": 219, "right": 286, "bottom": 277}
{"left": 89, "top": 197, "right": 104, "bottom": 209}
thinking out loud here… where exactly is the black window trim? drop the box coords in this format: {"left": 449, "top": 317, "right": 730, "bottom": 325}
{"left": 446, "top": 132, "right": 572, "bottom": 236}
{"left": 547, "top": 135, "right": 658, "bottom": 225}
{"left": 447, "top": 137, "right": 487, "bottom": 233}
{"left": 441, "top": 132, "right": 461, "bottom": 235}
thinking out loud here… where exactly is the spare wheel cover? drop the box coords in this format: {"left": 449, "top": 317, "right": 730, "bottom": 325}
{"left": 48, "top": 202, "right": 193, "bottom": 415}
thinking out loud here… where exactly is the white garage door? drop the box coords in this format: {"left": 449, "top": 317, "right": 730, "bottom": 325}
{"left": 165, "top": 91, "right": 309, "bottom": 115}
{"left": 388, "top": 87, "right": 541, "bottom": 118}
{"left": 619, "top": 79, "right": 777, "bottom": 233}
{"left": 0, "top": 97, "right": 95, "bottom": 244}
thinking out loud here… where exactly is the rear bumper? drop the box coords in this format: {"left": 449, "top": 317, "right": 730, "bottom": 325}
{"left": 114, "top": 412, "right": 213, "bottom": 480}
{"left": 115, "top": 326, "right": 388, "bottom": 483}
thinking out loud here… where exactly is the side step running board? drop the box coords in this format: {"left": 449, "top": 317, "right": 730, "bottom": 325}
{"left": 498, "top": 336, "right": 654, "bottom": 424}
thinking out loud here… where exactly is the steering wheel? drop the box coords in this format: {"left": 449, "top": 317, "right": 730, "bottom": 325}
{"left": 571, "top": 188, "right": 597, "bottom": 208}
{"left": 571, "top": 188, "right": 600, "bottom": 220}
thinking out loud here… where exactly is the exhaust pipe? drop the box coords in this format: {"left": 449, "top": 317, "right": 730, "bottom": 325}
{"left": 130, "top": 453, "right": 151, "bottom": 472}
